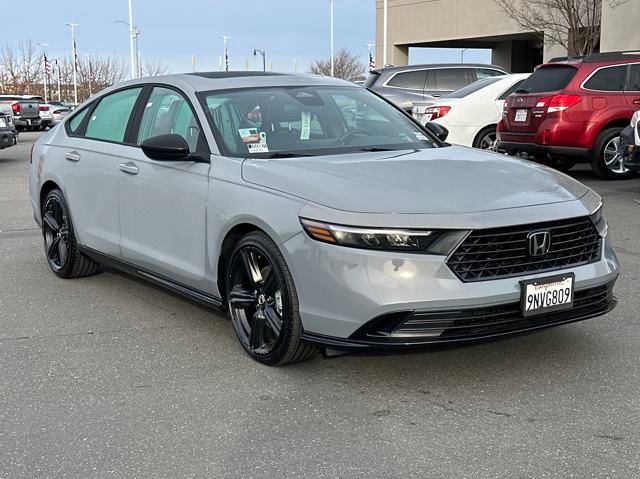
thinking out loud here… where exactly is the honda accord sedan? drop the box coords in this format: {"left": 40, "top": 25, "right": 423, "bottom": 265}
{"left": 29, "top": 72, "right": 619, "bottom": 365}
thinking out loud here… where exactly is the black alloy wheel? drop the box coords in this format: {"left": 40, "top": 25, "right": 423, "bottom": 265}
{"left": 226, "top": 232, "right": 319, "bottom": 365}
{"left": 41, "top": 189, "right": 100, "bottom": 278}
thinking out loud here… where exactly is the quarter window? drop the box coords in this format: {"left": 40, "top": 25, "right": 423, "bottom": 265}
{"left": 627, "top": 64, "right": 640, "bottom": 92}
{"left": 85, "top": 88, "right": 142, "bottom": 142}
{"left": 426, "top": 69, "right": 470, "bottom": 91}
{"left": 583, "top": 65, "right": 627, "bottom": 92}
{"left": 476, "top": 68, "right": 506, "bottom": 80}
{"left": 387, "top": 70, "right": 427, "bottom": 90}
{"left": 137, "top": 87, "right": 203, "bottom": 153}
{"left": 67, "top": 107, "right": 90, "bottom": 135}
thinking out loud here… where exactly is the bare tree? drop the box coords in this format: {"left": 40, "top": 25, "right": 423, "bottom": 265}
{"left": 494, "top": 0, "right": 629, "bottom": 56}
{"left": 141, "top": 59, "right": 170, "bottom": 77}
{"left": 309, "top": 49, "right": 365, "bottom": 81}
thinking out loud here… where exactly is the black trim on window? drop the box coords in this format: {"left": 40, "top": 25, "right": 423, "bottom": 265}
{"left": 124, "top": 86, "right": 153, "bottom": 145}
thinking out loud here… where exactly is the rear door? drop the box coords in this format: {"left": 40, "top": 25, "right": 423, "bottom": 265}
{"left": 503, "top": 65, "right": 578, "bottom": 134}
{"left": 62, "top": 87, "right": 143, "bottom": 255}
{"left": 117, "top": 85, "right": 211, "bottom": 291}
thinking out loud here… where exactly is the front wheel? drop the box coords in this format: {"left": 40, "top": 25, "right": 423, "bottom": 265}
{"left": 226, "top": 231, "right": 319, "bottom": 366}
{"left": 591, "top": 127, "right": 635, "bottom": 179}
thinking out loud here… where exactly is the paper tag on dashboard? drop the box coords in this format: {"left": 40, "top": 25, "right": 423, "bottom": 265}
{"left": 300, "top": 112, "right": 311, "bottom": 140}
{"left": 239, "top": 128, "right": 261, "bottom": 143}
{"left": 248, "top": 142, "right": 269, "bottom": 153}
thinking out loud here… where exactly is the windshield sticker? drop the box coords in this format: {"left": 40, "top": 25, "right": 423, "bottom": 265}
{"left": 248, "top": 142, "right": 269, "bottom": 153}
{"left": 413, "top": 132, "right": 428, "bottom": 141}
{"left": 300, "top": 112, "right": 311, "bottom": 140}
{"left": 239, "top": 128, "right": 261, "bottom": 144}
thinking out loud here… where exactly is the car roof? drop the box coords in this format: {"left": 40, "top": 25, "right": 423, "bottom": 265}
{"left": 111, "top": 71, "right": 357, "bottom": 94}
{"left": 372, "top": 63, "right": 510, "bottom": 74}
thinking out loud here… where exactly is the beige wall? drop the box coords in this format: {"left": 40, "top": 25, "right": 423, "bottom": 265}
{"left": 601, "top": 1, "right": 640, "bottom": 52}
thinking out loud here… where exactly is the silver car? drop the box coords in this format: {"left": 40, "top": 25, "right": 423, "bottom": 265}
{"left": 29, "top": 72, "right": 618, "bottom": 366}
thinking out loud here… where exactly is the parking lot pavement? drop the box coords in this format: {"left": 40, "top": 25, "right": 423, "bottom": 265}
{"left": 1, "top": 132, "right": 639, "bottom": 478}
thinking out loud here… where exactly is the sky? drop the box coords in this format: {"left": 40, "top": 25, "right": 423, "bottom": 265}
{"left": 4, "top": 0, "right": 490, "bottom": 74}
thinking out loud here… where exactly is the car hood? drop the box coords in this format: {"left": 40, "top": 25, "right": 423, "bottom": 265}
{"left": 241, "top": 146, "right": 589, "bottom": 214}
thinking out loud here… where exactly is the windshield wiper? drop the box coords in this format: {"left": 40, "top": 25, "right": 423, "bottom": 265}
{"left": 262, "top": 152, "right": 316, "bottom": 158}
{"left": 358, "top": 147, "right": 403, "bottom": 152}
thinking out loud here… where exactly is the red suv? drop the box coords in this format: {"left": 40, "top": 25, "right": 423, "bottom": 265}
{"left": 497, "top": 52, "right": 640, "bottom": 179}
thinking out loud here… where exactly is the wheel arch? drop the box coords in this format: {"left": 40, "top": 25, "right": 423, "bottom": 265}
{"left": 599, "top": 118, "right": 630, "bottom": 134}
{"left": 472, "top": 124, "right": 498, "bottom": 149}
{"left": 39, "top": 180, "right": 61, "bottom": 212}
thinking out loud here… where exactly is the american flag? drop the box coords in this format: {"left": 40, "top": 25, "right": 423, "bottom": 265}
{"left": 369, "top": 52, "right": 376, "bottom": 72}
{"left": 43, "top": 53, "right": 52, "bottom": 75}
{"left": 73, "top": 39, "right": 79, "bottom": 72}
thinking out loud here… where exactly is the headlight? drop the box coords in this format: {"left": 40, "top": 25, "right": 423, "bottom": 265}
{"left": 300, "top": 218, "right": 468, "bottom": 255}
{"left": 590, "top": 202, "right": 603, "bottom": 226}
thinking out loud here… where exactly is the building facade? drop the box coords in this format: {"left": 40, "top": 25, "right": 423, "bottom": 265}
{"left": 375, "top": 0, "right": 640, "bottom": 72}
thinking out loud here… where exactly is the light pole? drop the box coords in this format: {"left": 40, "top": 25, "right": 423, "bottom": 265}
{"left": 37, "top": 42, "right": 49, "bottom": 102}
{"left": 460, "top": 48, "right": 468, "bottom": 63}
{"left": 220, "top": 36, "right": 231, "bottom": 71}
{"left": 253, "top": 49, "right": 266, "bottom": 72}
{"left": 128, "top": 0, "right": 137, "bottom": 78}
{"left": 66, "top": 23, "right": 79, "bottom": 105}
{"left": 116, "top": 19, "right": 140, "bottom": 79}
{"left": 330, "top": 0, "right": 335, "bottom": 76}
{"left": 383, "top": 0, "right": 388, "bottom": 66}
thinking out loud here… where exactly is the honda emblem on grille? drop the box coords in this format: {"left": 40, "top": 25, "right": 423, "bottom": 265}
{"left": 527, "top": 231, "right": 551, "bottom": 257}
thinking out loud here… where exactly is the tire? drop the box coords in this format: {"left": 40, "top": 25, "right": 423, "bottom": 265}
{"left": 41, "top": 189, "right": 101, "bottom": 278}
{"left": 591, "top": 127, "right": 635, "bottom": 179}
{"left": 226, "top": 231, "right": 319, "bottom": 366}
{"left": 550, "top": 156, "right": 577, "bottom": 172}
{"left": 472, "top": 126, "right": 497, "bottom": 150}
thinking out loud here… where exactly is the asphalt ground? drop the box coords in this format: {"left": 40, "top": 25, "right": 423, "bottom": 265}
{"left": 1, "top": 132, "right": 639, "bottom": 478}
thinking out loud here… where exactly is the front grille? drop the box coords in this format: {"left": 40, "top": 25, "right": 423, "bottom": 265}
{"left": 447, "top": 216, "right": 601, "bottom": 282}
{"left": 352, "top": 281, "right": 615, "bottom": 343}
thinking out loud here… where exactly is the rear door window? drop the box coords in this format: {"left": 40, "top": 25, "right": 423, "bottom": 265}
{"left": 387, "top": 70, "right": 427, "bottom": 90}
{"left": 85, "top": 88, "right": 142, "bottom": 143}
{"left": 427, "top": 68, "right": 470, "bottom": 91}
{"left": 583, "top": 65, "right": 628, "bottom": 92}
{"left": 517, "top": 66, "right": 577, "bottom": 93}
{"left": 476, "top": 68, "right": 506, "bottom": 80}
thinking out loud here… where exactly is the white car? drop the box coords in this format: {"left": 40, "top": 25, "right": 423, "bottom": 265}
{"left": 423, "top": 73, "right": 530, "bottom": 150}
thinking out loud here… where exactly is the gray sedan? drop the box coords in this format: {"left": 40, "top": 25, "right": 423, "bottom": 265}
{"left": 29, "top": 72, "right": 618, "bottom": 365}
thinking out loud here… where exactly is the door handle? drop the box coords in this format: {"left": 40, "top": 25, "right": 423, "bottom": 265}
{"left": 633, "top": 99, "right": 640, "bottom": 105}
{"left": 119, "top": 162, "right": 139, "bottom": 175}
{"left": 64, "top": 151, "right": 81, "bottom": 162}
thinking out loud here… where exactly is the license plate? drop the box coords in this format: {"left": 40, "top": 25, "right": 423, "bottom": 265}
{"left": 521, "top": 273, "right": 574, "bottom": 317}
{"left": 514, "top": 109, "right": 528, "bottom": 122}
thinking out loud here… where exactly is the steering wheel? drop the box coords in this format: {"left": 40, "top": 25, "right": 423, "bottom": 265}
{"left": 337, "top": 129, "right": 370, "bottom": 145}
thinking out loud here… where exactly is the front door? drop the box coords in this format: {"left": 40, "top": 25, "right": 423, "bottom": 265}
{"left": 117, "top": 86, "right": 211, "bottom": 291}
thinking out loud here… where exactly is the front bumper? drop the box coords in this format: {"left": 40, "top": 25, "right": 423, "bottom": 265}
{"left": 283, "top": 223, "right": 619, "bottom": 348}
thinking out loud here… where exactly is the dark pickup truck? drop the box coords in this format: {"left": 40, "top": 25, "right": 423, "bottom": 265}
{"left": 0, "top": 111, "right": 18, "bottom": 149}
{"left": 0, "top": 95, "right": 41, "bottom": 130}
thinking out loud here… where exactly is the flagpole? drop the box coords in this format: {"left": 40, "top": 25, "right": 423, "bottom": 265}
{"left": 330, "top": 0, "right": 334, "bottom": 77}
{"left": 220, "top": 36, "right": 230, "bottom": 71}
{"left": 55, "top": 60, "right": 61, "bottom": 101}
{"left": 383, "top": 0, "right": 388, "bottom": 66}
{"left": 37, "top": 43, "right": 49, "bottom": 102}
{"left": 66, "top": 23, "right": 79, "bottom": 105}
{"left": 366, "top": 43, "right": 376, "bottom": 72}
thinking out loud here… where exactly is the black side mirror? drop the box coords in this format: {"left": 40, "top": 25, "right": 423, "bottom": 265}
{"left": 424, "top": 122, "right": 449, "bottom": 142}
{"left": 141, "top": 134, "right": 190, "bottom": 161}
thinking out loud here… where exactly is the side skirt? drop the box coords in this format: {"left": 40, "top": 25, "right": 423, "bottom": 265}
{"left": 78, "top": 246, "right": 223, "bottom": 309}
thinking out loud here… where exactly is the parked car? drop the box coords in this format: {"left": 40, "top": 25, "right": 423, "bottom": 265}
{"left": 365, "top": 63, "right": 509, "bottom": 111}
{"left": 0, "top": 95, "right": 41, "bottom": 130}
{"left": 496, "top": 51, "right": 640, "bottom": 178}
{"left": 622, "top": 110, "right": 640, "bottom": 172}
{"left": 47, "top": 103, "right": 70, "bottom": 128}
{"left": 419, "top": 73, "right": 530, "bottom": 150}
{"left": 23, "top": 96, "right": 59, "bottom": 130}
{"left": 29, "top": 72, "right": 618, "bottom": 366}
{"left": 0, "top": 111, "right": 18, "bottom": 149}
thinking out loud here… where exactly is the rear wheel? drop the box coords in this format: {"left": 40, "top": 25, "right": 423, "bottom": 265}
{"left": 226, "top": 231, "right": 319, "bottom": 366}
{"left": 472, "top": 126, "right": 497, "bottom": 150}
{"left": 42, "top": 189, "right": 101, "bottom": 278}
{"left": 591, "top": 127, "right": 634, "bottom": 179}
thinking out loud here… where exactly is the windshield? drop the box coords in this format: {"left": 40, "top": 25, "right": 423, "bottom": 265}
{"left": 201, "top": 85, "right": 439, "bottom": 158}
{"left": 444, "top": 77, "right": 503, "bottom": 98}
